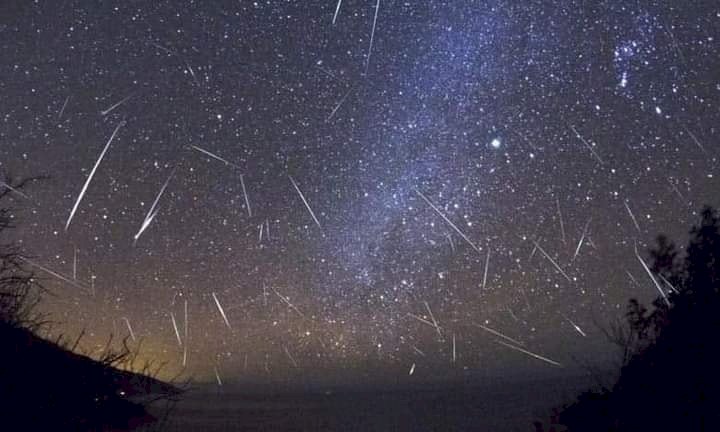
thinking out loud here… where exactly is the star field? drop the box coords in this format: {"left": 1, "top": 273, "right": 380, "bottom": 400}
{"left": 0, "top": 1, "right": 719, "bottom": 385}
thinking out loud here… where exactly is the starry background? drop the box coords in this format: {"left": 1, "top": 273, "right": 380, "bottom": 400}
{"left": 0, "top": 1, "right": 718, "bottom": 385}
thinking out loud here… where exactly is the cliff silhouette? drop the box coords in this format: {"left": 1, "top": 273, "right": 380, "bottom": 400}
{"left": 1, "top": 322, "right": 181, "bottom": 431}
{"left": 0, "top": 176, "right": 181, "bottom": 431}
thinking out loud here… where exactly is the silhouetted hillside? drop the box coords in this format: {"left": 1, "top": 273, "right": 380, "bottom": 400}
{"left": 546, "top": 206, "right": 720, "bottom": 431}
{"left": 0, "top": 176, "right": 181, "bottom": 431}
{"left": 1, "top": 321, "right": 181, "bottom": 431}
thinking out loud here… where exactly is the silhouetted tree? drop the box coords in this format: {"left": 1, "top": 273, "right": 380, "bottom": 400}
{"left": 0, "top": 175, "right": 45, "bottom": 329}
{"left": 556, "top": 206, "right": 720, "bottom": 431}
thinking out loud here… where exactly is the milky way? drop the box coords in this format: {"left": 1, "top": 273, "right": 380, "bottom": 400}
{"left": 0, "top": 1, "right": 718, "bottom": 385}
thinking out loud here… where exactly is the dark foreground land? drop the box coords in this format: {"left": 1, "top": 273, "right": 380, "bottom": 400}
{"left": 0, "top": 322, "right": 181, "bottom": 431}
{"left": 158, "top": 374, "right": 593, "bottom": 432}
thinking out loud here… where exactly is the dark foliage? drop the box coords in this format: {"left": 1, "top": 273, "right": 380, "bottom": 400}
{"left": 553, "top": 207, "right": 720, "bottom": 431}
{"left": 0, "top": 322, "right": 179, "bottom": 431}
{"left": 0, "top": 175, "right": 46, "bottom": 329}
{"left": 0, "top": 177, "right": 182, "bottom": 431}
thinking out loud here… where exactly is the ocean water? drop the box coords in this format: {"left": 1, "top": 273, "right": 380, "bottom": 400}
{"left": 156, "top": 376, "right": 591, "bottom": 431}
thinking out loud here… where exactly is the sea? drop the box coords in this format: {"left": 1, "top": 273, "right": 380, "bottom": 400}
{"left": 151, "top": 373, "right": 597, "bottom": 431}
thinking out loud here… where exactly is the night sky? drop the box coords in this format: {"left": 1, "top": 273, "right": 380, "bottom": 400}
{"left": 1, "top": 1, "right": 718, "bottom": 386}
